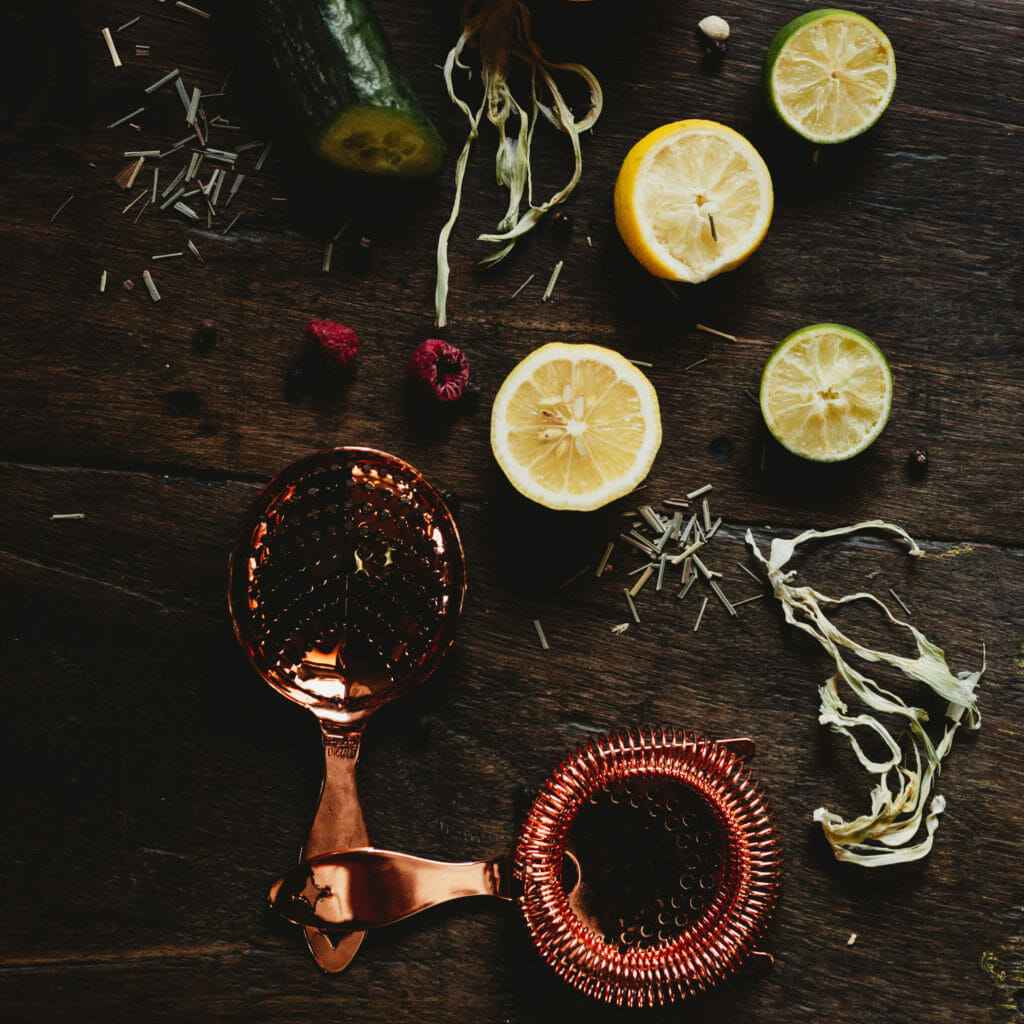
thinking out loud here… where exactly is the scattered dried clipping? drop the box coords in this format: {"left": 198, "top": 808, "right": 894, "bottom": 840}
{"left": 599, "top": 487, "right": 763, "bottom": 629}
{"left": 408, "top": 338, "right": 470, "bottom": 402}
{"left": 746, "top": 520, "right": 983, "bottom": 867}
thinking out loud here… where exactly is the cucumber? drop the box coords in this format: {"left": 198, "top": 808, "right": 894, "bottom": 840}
{"left": 244, "top": 0, "right": 445, "bottom": 177}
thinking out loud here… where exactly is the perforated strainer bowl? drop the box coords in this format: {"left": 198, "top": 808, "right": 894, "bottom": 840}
{"left": 228, "top": 447, "right": 466, "bottom": 971}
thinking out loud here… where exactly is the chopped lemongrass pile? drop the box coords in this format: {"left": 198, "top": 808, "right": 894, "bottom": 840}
{"left": 746, "top": 520, "right": 984, "bottom": 867}
{"left": 435, "top": 0, "right": 603, "bottom": 326}
{"left": 603, "top": 488, "right": 763, "bottom": 628}
{"left": 90, "top": 15, "right": 294, "bottom": 290}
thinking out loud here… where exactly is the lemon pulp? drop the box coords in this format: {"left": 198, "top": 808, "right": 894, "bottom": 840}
{"left": 491, "top": 343, "right": 662, "bottom": 511}
{"left": 614, "top": 120, "right": 773, "bottom": 283}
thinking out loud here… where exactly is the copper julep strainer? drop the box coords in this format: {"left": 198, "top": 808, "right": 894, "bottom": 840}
{"left": 228, "top": 447, "right": 466, "bottom": 971}
{"left": 269, "top": 728, "right": 781, "bottom": 1006}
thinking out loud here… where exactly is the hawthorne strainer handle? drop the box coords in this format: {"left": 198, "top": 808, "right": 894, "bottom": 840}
{"left": 299, "top": 723, "right": 370, "bottom": 968}
{"left": 270, "top": 848, "right": 514, "bottom": 931}
{"left": 304, "top": 725, "right": 368, "bottom": 856}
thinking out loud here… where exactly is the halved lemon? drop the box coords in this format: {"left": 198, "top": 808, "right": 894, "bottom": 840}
{"left": 613, "top": 119, "right": 773, "bottom": 283}
{"left": 490, "top": 343, "right": 662, "bottom": 511}
{"left": 760, "top": 323, "right": 893, "bottom": 462}
{"left": 764, "top": 9, "right": 897, "bottom": 145}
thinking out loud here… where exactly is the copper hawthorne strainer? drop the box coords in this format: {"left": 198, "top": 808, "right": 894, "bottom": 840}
{"left": 228, "top": 447, "right": 466, "bottom": 971}
{"left": 269, "top": 728, "right": 780, "bottom": 1006}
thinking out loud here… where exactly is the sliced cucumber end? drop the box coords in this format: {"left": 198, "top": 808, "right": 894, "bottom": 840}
{"left": 317, "top": 106, "right": 445, "bottom": 178}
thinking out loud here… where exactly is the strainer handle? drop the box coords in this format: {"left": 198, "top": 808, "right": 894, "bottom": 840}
{"left": 269, "top": 848, "right": 512, "bottom": 931}
{"left": 298, "top": 723, "right": 370, "bottom": 971}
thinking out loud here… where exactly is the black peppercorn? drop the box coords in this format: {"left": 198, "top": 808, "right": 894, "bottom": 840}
{"left": 708, "top": 436, "right": 734, "bottom": 460}
{"left": 284, "top": 365, "right": 307, "bottom": 402}
{"left": 167, "top": 388, "right": 200, "bottom": 415}
{"left": 513, "top": 783, "right": 538, "bottom": 815}
{"left": 551, "top": 209, "right": 574, "bottom": 244}
{"left": 411, "top": 714, "right": 432, "bottom": 747}
{"left": 195, "top": 318, "right": 217, "bottom": 350}
{"left": 459, "top": 381, "right": 482, "bottom": 409}
{"left": 441, "top": 490, "right": 461, "bottom": 518}
{"left": 347, "top": 235, "right": 373, "bottom": 273}
{"left": 701, "top": 36, "right": 727, "bottom": 65}
{"left": 906, "top": 448, "right": 929, "bottom": 477}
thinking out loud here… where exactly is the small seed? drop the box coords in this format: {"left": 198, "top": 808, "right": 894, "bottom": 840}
{"left": 698, "top": 15, "right": 730, "bottom": 40}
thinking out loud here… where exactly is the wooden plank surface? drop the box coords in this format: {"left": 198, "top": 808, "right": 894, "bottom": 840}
{"left": 1, "top": 1, "right": 1022, "bottom": 1022}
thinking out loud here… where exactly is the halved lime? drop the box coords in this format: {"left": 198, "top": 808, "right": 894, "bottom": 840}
{"left": 760, "top": 323, "right": 892, "bottom": 461}
{"left": 764, "top": 9, "right": 896, "bottom": 144}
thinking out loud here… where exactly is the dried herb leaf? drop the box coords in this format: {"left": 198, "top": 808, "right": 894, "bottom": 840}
{"left": 746, "top": 520, "right": 983, "bottom": 866}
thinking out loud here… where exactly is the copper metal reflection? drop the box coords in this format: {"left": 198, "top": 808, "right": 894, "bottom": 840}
{"left": 228, "top": 447, "right": 466, "bottom": 972}
{"left": 269, "top": 728, "right": 779, "bottom": 1005}
{"left": 514, "top": 728, "right": 779, "bottom": 1007}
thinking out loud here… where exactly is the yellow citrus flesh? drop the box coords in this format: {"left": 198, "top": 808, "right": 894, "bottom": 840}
{"left": 614, "top": 119, "right": 773, "bottom": 283}
{"left": 491, "top": 343, "right": 662, "bottom": 511}
{"left": 766, "top": 11, "right": 896, "bottom": 144}
{"left": 760, "top": 324, "right": 892, "bottom": 461}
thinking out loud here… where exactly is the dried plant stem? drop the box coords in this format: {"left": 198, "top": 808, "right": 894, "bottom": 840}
{"left": 434, "top": 0, "right": 602, "bottom": 326}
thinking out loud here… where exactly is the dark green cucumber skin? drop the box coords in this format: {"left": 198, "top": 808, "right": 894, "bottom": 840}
{"left": 246, "top": 0, "right": 444, "bottom": 160}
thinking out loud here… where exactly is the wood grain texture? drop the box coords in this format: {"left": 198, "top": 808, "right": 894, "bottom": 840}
{"left": 1, "top": 1, "right": 1022, "bottom": 1022}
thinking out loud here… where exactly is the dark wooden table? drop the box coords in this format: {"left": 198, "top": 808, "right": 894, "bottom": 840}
{"left": 2, "top": 1, "right": 1022, "bottom": 1021}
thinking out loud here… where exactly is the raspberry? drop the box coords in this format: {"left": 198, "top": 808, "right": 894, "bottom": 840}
{"left": 408, "top": 339, "right": 470, "bottom": 402}
{"left": 304, "top": 318, "right": 359, "bottom": 372}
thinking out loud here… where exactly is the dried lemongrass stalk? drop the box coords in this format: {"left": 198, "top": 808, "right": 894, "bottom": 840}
{"left": 175, "top": 2, "right": 211, "bottom": 19}
{"left": 142, "top": 270, "right": 161, "bottom": 302}
{"left": 145, "top": 69, "right": 180, "bottom": 94}
{"left": 101, "top": 27, "right": 122, "bottom": 68}
{"left": 746, "top": 520, "right": 983, "bottom": 867}
{"left": 541, "top": 260, "right": 564, "bottom": 302}
{"left": 108, "top": 106, "right": 145, "bottom": 129}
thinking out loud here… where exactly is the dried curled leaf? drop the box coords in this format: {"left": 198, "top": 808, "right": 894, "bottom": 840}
{"left": 435, "top": 0, "right": 603, "bottom": 326}
{"left": 746, "top": 520, "right": 983, "bottom": 867}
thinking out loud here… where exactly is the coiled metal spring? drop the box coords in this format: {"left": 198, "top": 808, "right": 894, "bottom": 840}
{"left": 512, "top": 728, "right": 780, "bottom": 1007}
